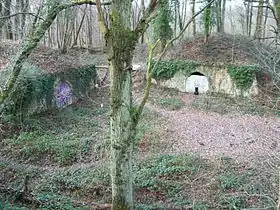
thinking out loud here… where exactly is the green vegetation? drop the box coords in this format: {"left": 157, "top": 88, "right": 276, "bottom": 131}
{"left": 1, "top": 63, "right": 96, "bottom": 121}
{"left": 152, "top": 59, "right": 198, "bottom": 80}
{"left": 152, "top": 60, "right": 259, "bottom": 94}
{"left": 1, "top": 154, "right": 277, "bottom": 209}
{"left": 2, "top": 150, "right": 277, "bottom": 209}
{"left": 227, "top": 65, "right": 258, "bottom": 91}
{"left": 153, "top": 97, "right": 185, "bottom": 110}
{"left": 152, "top": 0, "right": 173, "bottom": 50}
{"left": 1, "top": 105, "right": 107, "bottom": 166}
{"left": 0, "top": 88, "right": 278, "bottom": 209}
{"left": 191, "top": 92, "right": 267, "bottom": 116}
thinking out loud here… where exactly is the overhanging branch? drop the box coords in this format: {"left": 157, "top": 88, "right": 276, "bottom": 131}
{"left": 67, "top": 0, "right": 111, "bottom": 7}
{"left": 0, "top": 12, "right": 44, "bottom": 20}
{"left": 134, "top": 0, "right": 158, "bottom": 38}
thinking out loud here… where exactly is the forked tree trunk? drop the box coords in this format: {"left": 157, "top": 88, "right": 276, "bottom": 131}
{"left": 107, "top": 1, "right": 137, "bottom": 208}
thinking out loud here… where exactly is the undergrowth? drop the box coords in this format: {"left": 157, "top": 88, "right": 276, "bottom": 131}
{"left": 0, "top": 91, "right": 278, "bottom": 209}
{"left": 152, "top": 97, "right": 185, "bottom": 110}
{"left": 191, "top": 92, "right": 267, "bottom": 116}
{"left": 0, "top": 105, "right": 108, "bottom": 166}
{"left": 0, "top": 153, "right": 278, "bottom": 209}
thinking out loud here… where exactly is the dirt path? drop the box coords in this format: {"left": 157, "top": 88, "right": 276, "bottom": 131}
{"left": 146, "top": 95, "right": 280, "bottom": 161}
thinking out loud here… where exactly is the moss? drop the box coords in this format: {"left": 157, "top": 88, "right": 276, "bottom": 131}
{"left": 227, "top": 65, "right": 258, "bottom": 91}
{"left": 151, "top": 59, "right": 199, "bottom": 80}
{"left": 2, "top": 64, "right": 96, "bottom": 121}
{"left": 152, "top": 60, "right": 259, "bottom": 92}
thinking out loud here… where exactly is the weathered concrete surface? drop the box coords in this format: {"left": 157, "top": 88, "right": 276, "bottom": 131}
{"left": 160, "top": 64, "right": 259, "bottom": 97}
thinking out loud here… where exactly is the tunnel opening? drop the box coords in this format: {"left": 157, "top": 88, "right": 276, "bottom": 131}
{"left": 185, "top": 72, "right": 209, "bottom": 94}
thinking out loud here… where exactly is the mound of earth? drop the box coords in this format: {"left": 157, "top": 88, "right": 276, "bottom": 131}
{"left": 0, "top": 40, "right": 94, "bottom": 73}
{"left": 168, "top": 33, "right": 258, "bottom": 65}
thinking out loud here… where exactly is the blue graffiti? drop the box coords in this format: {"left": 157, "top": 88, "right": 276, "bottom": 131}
{"left": 55, "top": 82, "right": 73, "bottom": 108}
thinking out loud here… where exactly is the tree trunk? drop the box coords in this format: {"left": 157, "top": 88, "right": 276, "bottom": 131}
{"left": 15, "top": 0, "right": 21, "bottom": 40}
{"left": 204, "top": 0, "right": 212, "bottom": 42}
{"left": 174, "top": 0, "right": 177, "bottom": 37}
{"left": 245, "top": 1, "right": 253, "bottom": 36}
{"left": 107, "top": 1, "right": 137, "bottom": 209}
{"left": 140, "top": 0, "right": 145, "bottom": 44}
{"left": 72, "top": 6, "right": 87, "bottom": 47}
{"left": 254, "top": 0, "right": 264, "bottom": 40}
{"left": 178, "top": 0, "right": 184, "bottom": 31}
{"left": 262, "top": 4, "right": 268, "bottom": 39}
{"left": 0, "top": 2, "right": 64, "bottom": 106}
{"left": 20, "top": 0, "right": 28, "bottom": 39}
{"left": 215, "top": 0, "right": 222, "bottom": 32}
{"left": 192, "top": 0, "right": 196, "bottom": 36}
{"left": 87, "top": 7, "right": 93, "bottom": 48}
{"left": 0, "top": 2, "right": 2, "bottom": 38}
{"left": 220, "top": 0, "right": 226, "bottom": 33}
{"left": 273, "top": 0, "right": 280, "bottom": 36}
{"left": 4, "top": 0, "right": 13, "bottom": 39}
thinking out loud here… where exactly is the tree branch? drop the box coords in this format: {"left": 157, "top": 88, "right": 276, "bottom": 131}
{"left": 0, "top": 12, "right": 44, "bottom": 20}
{"left": 135, "top": 38, "right": 160, "bottom": 119}
{"left": 95, "top": 0, "right": 109, "bottom": 34}
{"left": 67, "top": 0, "right": 111, "bottom": 7}
{"left": 136, "top": 0, "right": 216, "bottom": 118}
{"left": 134, "top": 0, "right": 158, "bottom": 38}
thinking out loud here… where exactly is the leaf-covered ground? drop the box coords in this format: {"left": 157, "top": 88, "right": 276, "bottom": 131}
{"left": 0, "top": 86, "right": 279, "bottom": 209}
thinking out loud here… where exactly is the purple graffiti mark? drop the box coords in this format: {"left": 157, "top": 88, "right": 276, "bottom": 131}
{"left": 55, "top": 82, "right": 73, "bottom": 108}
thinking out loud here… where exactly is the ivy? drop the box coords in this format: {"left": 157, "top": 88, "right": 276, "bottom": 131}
{"left": 151, "top": 59, "right": 199, "bottom": 80}
{"left": 152, "top": 59, "right": 259, "bottom": 93}
{"left": 227, "top": 65, "right": 258, "bottom": 91}
{"left": 152, "top": 0, "right": 173, "bottom": 48}
{"left": 2, "top": 63, "right": 96, "bottom": 121}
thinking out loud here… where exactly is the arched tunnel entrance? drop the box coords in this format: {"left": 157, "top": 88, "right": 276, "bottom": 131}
{"left": 185, "top": 72, "right": 209, "bottom": 94}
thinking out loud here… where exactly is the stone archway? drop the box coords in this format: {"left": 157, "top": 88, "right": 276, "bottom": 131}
{"left": 185, "top": 72, "right": 209, "bottom": 93}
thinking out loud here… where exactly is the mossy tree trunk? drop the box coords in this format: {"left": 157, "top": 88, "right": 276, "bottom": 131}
{"left": 96, "top": 0, "right": 159, "bottom": 208}
{"left": 107, "top": 2, "right": 137, "bottom": 209}
{"left": 0, "top": 2, "right": 63, "bottom": 108}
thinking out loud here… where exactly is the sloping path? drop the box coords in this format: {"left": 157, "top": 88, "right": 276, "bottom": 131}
{"left": 146, "top": 95, "right": 280, "bottom": 161}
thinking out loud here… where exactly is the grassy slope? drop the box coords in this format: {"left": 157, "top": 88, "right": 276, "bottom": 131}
{"left": 0, "top": 88, "right": 279, "bottom": 209}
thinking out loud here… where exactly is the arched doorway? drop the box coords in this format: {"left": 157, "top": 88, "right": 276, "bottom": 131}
{"left": 185, "top": 72, "right": 209, "bottom": 93}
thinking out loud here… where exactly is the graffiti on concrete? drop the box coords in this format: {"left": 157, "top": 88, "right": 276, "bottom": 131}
{"left": 55, "top": 82, "right": 73, "bottom": 108}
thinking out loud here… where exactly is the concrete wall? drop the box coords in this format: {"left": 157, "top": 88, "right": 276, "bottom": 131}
{"left": 160, "top": 64, "right": 259, "bottom": 97}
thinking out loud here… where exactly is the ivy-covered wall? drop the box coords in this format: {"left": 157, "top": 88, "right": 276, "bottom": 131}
{"left": 152, "top": 59, "right": 259, "bottom": 96}
{"left": 1, "top": 63, "right": 96, "bottom": 119}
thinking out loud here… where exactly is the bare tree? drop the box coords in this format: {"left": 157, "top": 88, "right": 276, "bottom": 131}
{"left": 192, "top": 0, "right": 196, "bottom": 36}
{"left": 254, "top": 0, "right": 264, "bottom": 40}
{"left": 249, "top": 41, "right": 280, "bottom": 110}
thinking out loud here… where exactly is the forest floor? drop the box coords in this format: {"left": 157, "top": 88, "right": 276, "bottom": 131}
{"left": 0, "top": 85, "right": 280, "bottom": 210}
